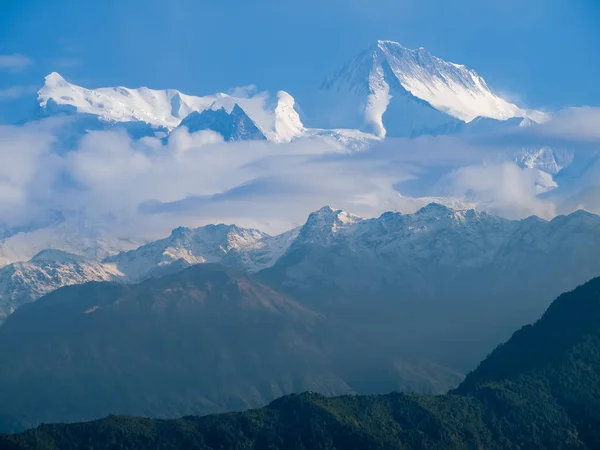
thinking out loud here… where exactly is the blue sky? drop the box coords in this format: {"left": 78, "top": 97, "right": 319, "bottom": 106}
{"left": 1, "top": 0, "right": 599, "bottom": 122}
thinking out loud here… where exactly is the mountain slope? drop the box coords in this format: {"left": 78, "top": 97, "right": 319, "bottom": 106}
{"left": 103, "top": 224, "right": 299, "bottom": 282}
{"left": 262, "top": 204, "right": 600, "bottom": 369}
{"left": 0, "top": 264, "right": 461, "bottom": 433}
{"left": 318, "top": 40, "right": 545, "bottom": 137}
{"left": 3, "top": 204, "right": 600, "bottom": 359}
{"left": 0, "top": 250, "right": 120, "bottom": 322}
{"left": 0, "top": 264, "right": 343, "bottom": 432}
{"left": 0, "top": 223, "right": 300, "bottom": 322}
{"left": 3, "top": 277, "right": 600, "bottom": 449}
{"left": 178, "top": 104, "right": 267, "bottom": 141}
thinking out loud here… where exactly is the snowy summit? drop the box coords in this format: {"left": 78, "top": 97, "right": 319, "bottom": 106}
{"left": 37, "top": 73, "right": 304, "bottom": 143}
{"left": 319, "top": 40, "right": 546, "bottom": 137}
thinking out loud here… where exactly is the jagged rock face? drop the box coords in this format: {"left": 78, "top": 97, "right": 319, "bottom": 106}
{"left": 178, "top": 104, "right": 267, "bottom": 141}
{"left": 103, "top": 223, "right": 299, "bottom": 283}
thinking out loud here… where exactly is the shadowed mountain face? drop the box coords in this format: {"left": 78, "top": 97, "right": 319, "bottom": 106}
{"left": 0, "top": 264, "right": 461, "bottom": 433}
{"left": 178, "top": 105, "right": 267, "bottom": 141}
{"left": 260, "top": 206, "right": 600, "bottom": 370}
{"left": 3, "top": 277, "right": 600, "bottom": 449}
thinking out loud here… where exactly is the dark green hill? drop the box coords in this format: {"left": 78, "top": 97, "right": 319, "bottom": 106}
{"left": 2, "top": 277, "right": 600, "bottom": 449}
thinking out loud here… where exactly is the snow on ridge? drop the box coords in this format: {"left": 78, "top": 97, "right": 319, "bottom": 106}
{"left": 0, "top": 254, "right": 121, "bottom": 322}
{"left": 2, "top": 205, "right": 600, "bottom": 322}
{"left": 305, "top": 205, "right": 364, "bottom": 230}
{"left": 103, "top": 222, "right": 289, "bottom": 282}
{"left": 273, "top": 91, "right": 305, "bottom": 142}
{"left": 37, "top": 72, "right": 304, "bottom": 143}
{"left": 375, "top": 40, "right": 522, "bottom": 122}
{"left": 321, "top": 40, "right": 546, "bottom": 137}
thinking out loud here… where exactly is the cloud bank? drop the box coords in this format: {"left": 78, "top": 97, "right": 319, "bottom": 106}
{"left": 0, "top": 108, "right": 599, "bottom": 263}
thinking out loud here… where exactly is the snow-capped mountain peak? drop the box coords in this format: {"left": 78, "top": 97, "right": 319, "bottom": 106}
{"left": 43, "top": 72, "right": 69, "bottom": 89}
{"left": 414, "top": 202, "right": 454, "bottom": 216}
{"left": 319, "top": 40, "right": 545, "bottom": 138}
{"left": 37, "top": 73, "right": 305, "bottom": 143}
{"left": 0, "top": 252, "right": 121, "bottom": 322}
{"left": 103, "top": 223, "right": 290, "bottom": 283}
{"left": 273, "top": 91, "right": 304, "bottom": 142}
{"left": 372, "top": 40, "right": 521, "bottom": 122}
{"left": 307, "top": 206, "right": 363, "bottom": 229}
{"left": 293, "top": 206, "right": 364, "bottom": 246}
{"left": 29, "top": 249, "right": 88, "bottom": 264}
{"left": 38, "top": 72, "right": 197, "bottom": 127}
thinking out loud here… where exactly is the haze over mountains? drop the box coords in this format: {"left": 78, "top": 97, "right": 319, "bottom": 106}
{"left": 3, "top": 203, "right": 600, "bottom": 334}
{"left": 3, "top": 272, "right": 600, "bottom": 448}
{"left": 0, "top": 202, "right": 599, "bottom": 432}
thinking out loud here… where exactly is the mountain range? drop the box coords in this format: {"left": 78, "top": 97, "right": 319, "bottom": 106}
{"left": 3, "top": 273, "right": 600, "bottom": 449}
{"left": 0, "top": 37, "right": 596, "bottom": 447}
{"left": 37, "top": 72, "right": 303, "bottom": 143}
{"left": 0, "top": 250, "right": 119, "bottom": 322}
{"left": 4, "top": 204, "right": 600, "bottom": 339}
{"left": 36, "top": 71, "right": 373, "bottom": 150}
{"left": 23, "top": 40, "right": 583, "bottom": 225}
{"left": 0, "top": 203, "right": 600, "bottom": 432}
{"left": 0, "top": 41, "right": 600, "bottom": 430}
{"left": 0, "top": 39, "right": 585, "bottom": 268}
{"left": 34, "top": 41, "right": 552, "bottom": 150}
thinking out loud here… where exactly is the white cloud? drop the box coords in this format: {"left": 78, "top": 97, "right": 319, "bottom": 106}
{"left": 0, "top": 85, "right": 38, "bottom": 101}
{"left": 439, "top": 163, "right": 556, "bottom": 219}
{"left": 0, "top": 105, "right": 598, "bottom": 263}
{"left": 0, "top": 120, "right": 61, "bottom": 224}
{"left": 0, "top": 54, "right": 33, "bottom": 71}
{"left": 535, "top": 107, "right": 600, "bottom": 142}
{"left": 51, "top": 57, "right": 81, "bottom": 69}
{"left": 228, "top": 85, "right": 258, "bottom": 97}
